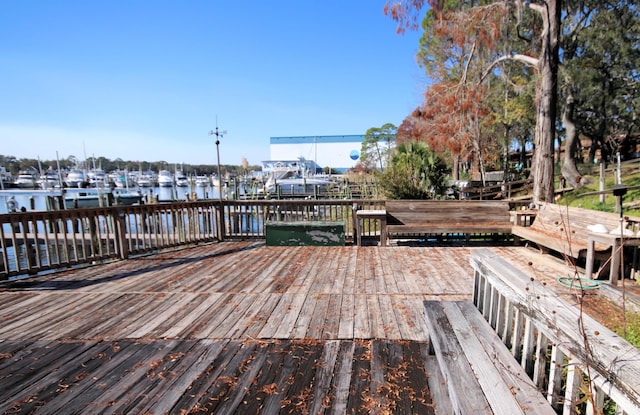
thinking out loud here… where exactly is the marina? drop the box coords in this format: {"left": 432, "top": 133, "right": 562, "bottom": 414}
{"left": 0, "top": 186, "right": 223, "bottom": 215}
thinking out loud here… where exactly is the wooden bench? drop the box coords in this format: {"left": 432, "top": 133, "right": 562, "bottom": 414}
{"left": 423, "top": 300, "right": 555, "bottom": 415}
{"left": 385, "top": 200, "right": 512, "bottom": 244}
{"left": 512, "top": 203, "right": 640, "bottom": 279}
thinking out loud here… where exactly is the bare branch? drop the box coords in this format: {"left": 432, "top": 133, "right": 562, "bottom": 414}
{"left": 479, "top": 53, "right": 539, "bottom": 84}
{"left": 460, "top": 43, "right": 477, "bottom": 86}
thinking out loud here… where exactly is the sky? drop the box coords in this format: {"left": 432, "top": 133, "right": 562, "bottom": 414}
{"left": 0, "top": 1, "right": 427, "bottom": 167}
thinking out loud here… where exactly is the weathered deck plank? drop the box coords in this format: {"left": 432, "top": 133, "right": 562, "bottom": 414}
{"left": 338, "top": 293, "right": 355, "bottom": 339}
{"left": 0, "top": 241, "right": 583, "bottom": 414}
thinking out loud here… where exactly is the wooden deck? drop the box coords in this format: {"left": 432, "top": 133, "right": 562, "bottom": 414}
{"left": 0, "top": 241, "right": 584, "bottom": 414}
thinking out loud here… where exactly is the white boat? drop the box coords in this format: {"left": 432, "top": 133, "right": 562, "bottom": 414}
{"left": 263, "top": 170, "right": 335, "bottom": 193}
{"left": 174, "top": 170, "right": 189, "bottom": 187}
{"left": 87, "top": 168, "right": 107, "bottom": 188}
{"left": 136, "top": 172, "right": 155, "bottom": 187}
{"left": 261, "top": 158, "right": 334, "bottom": 194}
{"left": 158, "top": 170, "right": 174, "bottom": 187}
{"left": 37, "top": 172, "right": 61, "bottom": 189}
{"left": 65, "top": 170, "right": 88, "bottom": 188}
{"left": 14, "top": 171, "right": 37, "bottom": 189}
{"left": 64, "top": 190, "right": 143, "bottom": 209}
{"left": 194, "top": 175, "right": 210, "bottom": 187}
{"left": 112, "top": 171, "right": 129, "bottom": 189}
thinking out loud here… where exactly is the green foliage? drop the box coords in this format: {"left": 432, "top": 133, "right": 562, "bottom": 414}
{"left": 361, "top": 123, "right": 397, "bottom": 171}
{"left": 620, "top": 312, "right": 640, "bottom": 348}
{"left": 322, "top": 167, "right": 340, "bottom": 175}
{"left": 487, "top": 72, "right": 537, "bottom": 155}
{"left": 377, "top": 141, "right": 448, "bottom": 199}
{"left": 561, "top": 2, "right": 640, "bottom": 161}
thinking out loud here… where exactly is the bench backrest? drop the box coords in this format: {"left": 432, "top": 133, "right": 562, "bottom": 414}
{"left": 532, "top": 202, "right": 638, "bottom": 239}
{"left": 385, "top": 200, "right": 511, "bottom": 226}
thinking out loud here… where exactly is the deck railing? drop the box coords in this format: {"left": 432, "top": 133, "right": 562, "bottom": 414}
{"left": 0, "top": 199, "right": 384, "bottom": 279}
{"left": 471, "top": 249, "right": 640, "bottom": 415}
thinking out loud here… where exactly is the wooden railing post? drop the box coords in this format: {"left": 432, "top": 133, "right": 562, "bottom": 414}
{"left": 114, "top": 209, "right": 129, "bottom": 259}
{"left": 218, "top": 201, "right": 225, "bottom": 241}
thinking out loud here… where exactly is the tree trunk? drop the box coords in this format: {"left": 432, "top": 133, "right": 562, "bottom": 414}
{"left": 452, "top": 154, "right": 460, "bottom": 180}
{"left": 561, "top": 91, "right": 584, "bottom": 188}
{"left": 530, "top": 0, "right": 561, "bottom": 204}
{"left": 503, "top": 124, "right": 510, "bottom": 181}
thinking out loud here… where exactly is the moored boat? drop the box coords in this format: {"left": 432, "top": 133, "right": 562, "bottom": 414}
{"left": 194, "top": 175, "right": 210, "bottom": 187}
{"left": 158, "top": 170, "right": 174, "bottom": 187}
{"left": 65, "top": 170, "right": 88, "bottom": 188}
{"left": 64, "top": 190, "right": 143, "bottom": 209}
{"left": 260, "top": 158, "right": 334, "bottom": 194}
{"left": 37, "top": 172, "right": 61, "bottom": 189}
{"left": 136, "top": 174, "right": 153, "bottom": 187}
{"left": 114, "top": 191, "right": 144, "bottom": 206}
{"left": 14, "top": 171, "right": 37, "bottom": 189}
{"left": 174, "top": 170, "right": 189, "bottom": 187}
{"left": 87, "top": 168, "right": 107, "bottom": 188}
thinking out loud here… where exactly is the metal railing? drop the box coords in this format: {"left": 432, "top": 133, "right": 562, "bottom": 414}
{"left": 1, "top": 199, "right": 384, "bottom": 279}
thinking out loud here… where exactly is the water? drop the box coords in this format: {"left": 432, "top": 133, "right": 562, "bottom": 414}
{"left": 0, "top": 185, "right": 226, "bottom": 214}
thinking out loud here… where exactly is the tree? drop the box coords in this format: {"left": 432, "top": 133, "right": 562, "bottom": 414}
{"left": 386, "top": 0, "right": 561, "bottom": 203}
{"left": 561, "top": 2, "right": 640, "bottom": 165}
{"left": 361, "top": 123, "right": 397, "bottom": 170}
{"left": 394, "top": 2, "right": 513, "bottom": 184}
{"left": 400, "top": 81, "right": 499, "bottom": 183}
{"left": 487, "top": 70, "right": 537, "bottom": 180}
{"left": 377, "top": 141, "right": 448, "bottom": 199}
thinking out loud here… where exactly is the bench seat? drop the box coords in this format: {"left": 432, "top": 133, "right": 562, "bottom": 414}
{"left": 424, "top": 300, "right": 556, "bottom": 415}
{"left": 511, "top": 202, "right": 639, "bottom": 259}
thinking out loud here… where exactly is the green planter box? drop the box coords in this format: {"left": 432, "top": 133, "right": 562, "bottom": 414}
{"left": 265, "top": 221, "right": 345, "bottom": 246}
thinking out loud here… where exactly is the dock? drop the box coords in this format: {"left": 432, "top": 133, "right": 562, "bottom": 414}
{"left": 0, "top": 241, "right": 592, "bottom": 414}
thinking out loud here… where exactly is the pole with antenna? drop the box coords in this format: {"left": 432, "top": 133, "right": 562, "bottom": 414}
{"left": 209, "top": 118, "right": 227, "bottom": 240}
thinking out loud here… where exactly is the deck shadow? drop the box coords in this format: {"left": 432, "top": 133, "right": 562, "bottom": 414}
{"left": 0, "top": 242, "right": 263, "bottom": 292}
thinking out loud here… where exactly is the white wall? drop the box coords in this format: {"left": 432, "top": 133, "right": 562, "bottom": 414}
{"left": 270, "top": 142, "right": 361, "bottom": 171}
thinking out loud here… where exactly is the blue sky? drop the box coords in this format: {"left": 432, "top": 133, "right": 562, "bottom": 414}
{"left": 0, "top": 1, "right": 427, "bottom": 166}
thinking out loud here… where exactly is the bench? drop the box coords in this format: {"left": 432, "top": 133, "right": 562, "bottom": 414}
{"left": 265, "top": 221, "right": 345, "bottom": 246}
{"left": 511, "top": 203, "right": 640, "bottom": 280}
{"left": 385, "top": 200, "right": 512, "bottom": 244}
{"left": 423, "top": 300, "right": 555, "bottom": 414}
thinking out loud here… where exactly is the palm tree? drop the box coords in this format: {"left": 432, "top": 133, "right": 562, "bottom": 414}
{"left": 378, "top": 141, "right": 448, "bottom": 199}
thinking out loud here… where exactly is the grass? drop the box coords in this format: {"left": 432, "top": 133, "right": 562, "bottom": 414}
{"left": 621, "top": 312, "right": 640, "bottom": 348}
{"left": 556, "top": 160, "right": 640, "bottom": 217}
